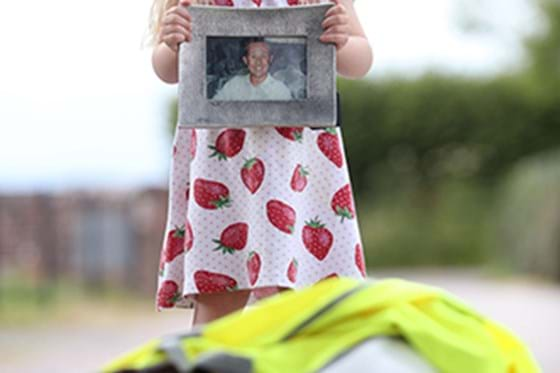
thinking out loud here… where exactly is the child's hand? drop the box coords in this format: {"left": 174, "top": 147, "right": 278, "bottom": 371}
{"left": 319, "top": 0, "right": 350, "bottom": 51}
{"left": 159, "top": 0, "right": 196, "bottom": 52}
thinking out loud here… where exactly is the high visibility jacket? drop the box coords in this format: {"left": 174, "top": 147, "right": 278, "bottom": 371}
{"left": 102, "top": 278, "right": 540, "bottom": 373}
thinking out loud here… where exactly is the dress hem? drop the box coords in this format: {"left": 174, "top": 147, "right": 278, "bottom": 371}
{"left": 155, "top": 276, "right": 362, "bottom": 312}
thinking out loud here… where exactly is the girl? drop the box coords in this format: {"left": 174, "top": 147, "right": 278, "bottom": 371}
{"left": 150, "top": 0, "right": 373, "bottom": 326}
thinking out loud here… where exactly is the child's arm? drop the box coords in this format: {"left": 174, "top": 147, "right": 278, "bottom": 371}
{"left": 319, "top": 0, "right": 373, "bottom": 78}
{"left": 152, "top": 0, "right": 194, "bottom": 84}
{"left": 152, "top": 44, "right": 181, "bottom": 83}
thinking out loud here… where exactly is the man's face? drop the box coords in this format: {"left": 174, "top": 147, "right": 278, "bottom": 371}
{"left": 243, "top": 42, "right": 271, "bottom": 80}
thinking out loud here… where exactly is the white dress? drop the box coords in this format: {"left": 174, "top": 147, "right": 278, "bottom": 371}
{"left": 156, "top": 0, "right": 366, "bottom": 311}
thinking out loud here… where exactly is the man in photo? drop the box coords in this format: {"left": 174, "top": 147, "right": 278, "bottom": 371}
{"left": 213, "top": 38, "right": 293, "bottom": 101}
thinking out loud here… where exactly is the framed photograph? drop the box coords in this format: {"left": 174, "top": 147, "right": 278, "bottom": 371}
{"left": 178, "top": 4, "right": 336, "bottom": 129}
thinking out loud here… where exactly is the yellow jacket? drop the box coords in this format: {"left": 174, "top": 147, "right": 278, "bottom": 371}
{"left": 102, "top": 278, "right": 540, "bottom": 373}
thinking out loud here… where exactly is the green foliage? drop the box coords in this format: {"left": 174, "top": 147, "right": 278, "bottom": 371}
{"left": 339, "top": 69, "right": 559, "bottom": 268}
{"left": 358, "top": 180, "right": 494, "bottom": 268}
{"left": 496, "top": 149, "right": 560, "bottom": 280}
{"left": 339, "top": 75, "right": 560, "bottom": 198}
{"left": 524, "top": 0, "right": 560, "bottom": 94}
{"left": 338, "top": 0, "right": 560, "bottom": 269}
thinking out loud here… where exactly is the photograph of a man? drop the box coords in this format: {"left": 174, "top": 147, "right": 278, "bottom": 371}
{"left": 211, "top": 38, "right": 293, "bottom": 101}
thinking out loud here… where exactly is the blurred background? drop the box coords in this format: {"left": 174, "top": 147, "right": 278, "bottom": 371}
{"left": 1, "top": 0, "right": 559, "bottom": 371}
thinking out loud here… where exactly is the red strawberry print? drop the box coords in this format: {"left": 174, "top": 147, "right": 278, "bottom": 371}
{"left": 290, "top": 164, "right": 309, "bottom": 192}
{"left": 331, "top": 184, "right": 355, "bottom": 222}
{"left": 355, "top": 243, "right": 366, "bottom": 277}
{"left": 302, "top": 217, "right": 333, "bottom": 261}
{"left": 287, "top": 258, "right": 298, "bottom": 283}
{"left": 266, "top": 200, "right": 296, "bottom": 234}
{"left": 209, "top": 129, "right": 246, "bottom": 160}
{"left": 321, "top": 273, "right": 339, "bottom": 281}
{"left": 190, "top": 129, "right": 197, "bottom": 159}
{"left": 275, "top": 127, "right": 303, "bottom": 143}
{"left": 247, "top": 251, "right": 261, "bottom": 286}
{"left": 184, "top": 220, "right": 194, "bottom": 252}
{"left": 157, "top": 280, "right": 181, "bottom": 308}
{"left": 194, "top": 178, "right": 231, "bottom": 210}
{"left": 158, "top": 254, "right": 165, "bottom": 275}
{"left": 213, "top": 222, "right": 248, "bottom": 255}
{"left": 163, "top": 226, "right": 185, "bottom": 262}
{"left": 317, "top": 129, "right": 343, "bottom": 168}
{"left": 288, "top": 0, "right": 299, "bottom": 5}
{"left": 241, "top": 157, "right": 265, "bottom": 194}
{"left": 252, "top": 0, "right": 262, "bottom": 6}
{"left": 194, "top": 270, "right": 238, "bottom": 293}
{"left": 214, "top": 0, "right": 234, "bottom": 6}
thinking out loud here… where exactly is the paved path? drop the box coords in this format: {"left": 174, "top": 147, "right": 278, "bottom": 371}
{"left": 1, "top": 269, "right": 558, "bottom": 372}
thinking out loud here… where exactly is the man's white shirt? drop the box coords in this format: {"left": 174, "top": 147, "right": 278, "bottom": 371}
{"left": 213, "top": 74, "right": 293, "bottom": 101}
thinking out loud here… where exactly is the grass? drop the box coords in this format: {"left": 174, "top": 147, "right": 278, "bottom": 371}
{"left": 0, "top": 275, "right": 154, "bottom": 327}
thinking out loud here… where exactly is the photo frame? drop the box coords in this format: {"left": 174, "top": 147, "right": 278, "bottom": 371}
{"left": 178, "top": 4, "right": 336, "bottom": 129}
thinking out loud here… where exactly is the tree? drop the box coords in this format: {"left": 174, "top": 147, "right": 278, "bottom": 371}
{"left": 524, "top": 0, "right": 560, "bottom": 95}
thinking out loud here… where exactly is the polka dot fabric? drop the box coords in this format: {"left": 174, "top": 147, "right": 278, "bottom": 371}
{"left": 156, "top": 0, "right": 366, "bottom": 311}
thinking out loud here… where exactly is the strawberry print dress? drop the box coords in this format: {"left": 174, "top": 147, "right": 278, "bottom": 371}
{"left": 156, "top": 0, "right": 366, "bottom": 311}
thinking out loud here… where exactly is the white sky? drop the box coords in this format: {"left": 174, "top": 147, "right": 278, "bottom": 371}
{"left": 0, "top": 0, "right": 537, "bottom": 192}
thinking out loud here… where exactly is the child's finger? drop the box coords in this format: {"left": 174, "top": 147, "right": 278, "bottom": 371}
{"left": 162, "top": 23, "right": 191, "bottom": 37}
{"left": 324, "top": 4, "right": 345, "bottom": 18}
{"left": 163, "top": 14, "right": 192, "bottom": 29}
{"left": 163, "top": 33, "right": 187, "bottom": 51}
{"left": 319, "top": 32, "right": 348, "bottom": 48}
{"left": 166, "top": 5, "right": 192, "bottom": 22}
{"left": 321, "top": 14, "right": 348, "bottom": 29}
{"left": 322, "top": 24, "right": 350, "bottom": 36}
{"left": 173, "top": 6, "right": 193, "bottom": 21}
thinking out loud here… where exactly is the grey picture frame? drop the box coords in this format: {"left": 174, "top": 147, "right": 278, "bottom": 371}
{"left": 178, "top": 3, "right": 336, "bottom": 129}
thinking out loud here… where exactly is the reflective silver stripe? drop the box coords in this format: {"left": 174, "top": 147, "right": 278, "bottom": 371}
{"left": 159, "top": 335, "right": 191, "bottom": 373}
{"left": 282, "top": 283, "right": 369, "bottom": 341}
{"left": 193, "top": 352, "right": 253, "bottom": 373}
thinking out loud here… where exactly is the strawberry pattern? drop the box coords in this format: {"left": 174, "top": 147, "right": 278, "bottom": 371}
{"left": 209, "top": 129, "right": 246, "bottom": 160}
{"left": 212, "top": 222, "right": 249, "bottom": 254}
{"left": 156, "top": 0, "right": 365, "bottom": 311}
{"left": 290, "top": 164, "right": 309, "bottom": 192}
{"left": 241, "top": 157, "right": 265, "bottom": 194}
{"left": 246, "top": 251, "right": 262, "bottom": 286}
{"left": 302, "top": 217, "right": 334, "bottom": 261}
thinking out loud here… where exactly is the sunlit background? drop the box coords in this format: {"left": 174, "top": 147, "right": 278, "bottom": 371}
{"left": 1, "top": 0, "right": 559, "bottom": 371}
